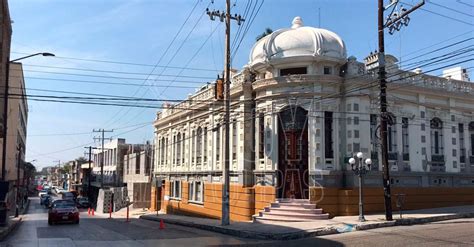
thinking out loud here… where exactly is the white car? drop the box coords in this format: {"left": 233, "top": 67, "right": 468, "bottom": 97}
{"left": 38, "top": 189, "right": 48, "bottom": 198}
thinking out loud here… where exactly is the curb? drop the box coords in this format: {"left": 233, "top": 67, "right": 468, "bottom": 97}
{"left": 0, "top": 218, "right": 22, "bottom": 241}
{"left": 140, "top": 212, "right": 474, "bottom": 240}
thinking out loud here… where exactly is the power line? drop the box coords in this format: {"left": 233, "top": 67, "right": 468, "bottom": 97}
{"left": 402, "top": 1, "right": 474, "bottom": 26}
{"left": 427, "top": 0, "right": 474, "bottom": 17}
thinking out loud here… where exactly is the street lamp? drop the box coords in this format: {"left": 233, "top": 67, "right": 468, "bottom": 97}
{"left": 349, "top": 152, "right": 372, "bottom": 222}
{"left": 1, "top": 52, "right": 55, "bottom": 181}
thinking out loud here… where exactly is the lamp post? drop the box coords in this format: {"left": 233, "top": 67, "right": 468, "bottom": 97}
{"left": 349, "top": 152, "right": 372, "bottom": 222}
{"left": 1, "top": 52, "right": 55, "bottom": 181}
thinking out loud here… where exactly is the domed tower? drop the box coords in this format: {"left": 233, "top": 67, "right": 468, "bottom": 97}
{"left": 250, "top": 17, "right": 348, "bottom": 200}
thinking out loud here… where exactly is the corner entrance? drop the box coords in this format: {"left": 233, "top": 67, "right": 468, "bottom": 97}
{"left": 277, "top": 106, "right": 309, "bottom": 199}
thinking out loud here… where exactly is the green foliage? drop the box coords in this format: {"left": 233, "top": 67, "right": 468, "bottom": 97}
{"left": 256, "top": 28, "right": 273, "bottom": 41}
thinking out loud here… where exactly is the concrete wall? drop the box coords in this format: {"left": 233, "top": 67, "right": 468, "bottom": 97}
{"left": 310, "top": 186, "right": 474, "bottom": 217}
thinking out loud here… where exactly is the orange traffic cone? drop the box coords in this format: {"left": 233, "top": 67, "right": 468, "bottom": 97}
{"left": 159, "top": 219, "right": 165, "bottom": 230}
{"left": 88, "top": 208, "right": 91, "bottom": 215}
{"left": 92, "top": 208, "right": 95, "bottom": 216}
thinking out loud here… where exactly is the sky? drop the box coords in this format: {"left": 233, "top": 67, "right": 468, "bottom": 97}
{"left": 8, "top": 0, "right": 473, "bottom": 169}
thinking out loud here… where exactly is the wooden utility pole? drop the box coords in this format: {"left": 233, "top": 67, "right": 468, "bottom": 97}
{"left": 93, "top": 129, "right": 113, "bottom": 188}
{"left": 377, "top": 0, "right": 424, "bottom": 221}
{"left": 206, "top": 0, "right": 244, "bottom": 226}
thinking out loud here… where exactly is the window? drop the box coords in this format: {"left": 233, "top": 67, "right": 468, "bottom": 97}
{"left": 452, "top": 149, "right": 457, "bottom": 157}
{"left": 452, "top": 138, "right": 456, "bottom": 145}
{"left": 203, "top": 128, "right": 207, "bottom": 163}
{"left": 191, "top": 130, "right": 196, "bottom": 163}
{"left": 280, "top": 67, "right": 307, "bottom": 76}
{"left": 459, "top": 123, "right": 465, "bottom": 162}
{"left": 323, "top": 66, "right": 332, "bottom": 75}
{"left": 176, "top": 133, "right": 181, "bottom": 165}
{"left": 402, "top": 118, "right": 409, "bottom": 155}
{"left": 353, "top": 103, "right": 359, "bottom": 112}
{"left": 173, "top": 135, "right": 177, "bottom": 165}
{"left": 160, "top": 137, "right": 165, "bottom": 165}
{"left": 430, "top": 118, "right": 444, "bottom": 155}
{"left": 324, "top": 112, "right": 334, "bottom": 158}
{"left": 354, "top": 117, "right": 359, "bottom": 125}
{"left": 258, "top": 113, "right": 265, "bottom": 159}
{"left": 216, "top": 124, "right": 221, "bottom": 162}
{"left": 388, "top": 117, "right": 397, "bottom": 152}
{"left": 181, "top": 134, "right": 185, "bottom": 164}
{"left": 347, "top": 130, "right": 352, "bottom": 138}
{"left": 135, "top": 152, "right": 140, "bottom": 174}
{"left": 232, "top": 120, "right": 237, "bottom": 160}
{"left": 452, "top": 126, "right": 456, "bottom": 134}
{"left": 421, "top": 136, "right": 426, "bottom": 143}
{"left": 188, "top": 181, "right": 203, "bottom": 203}
{"left": 196, "top": 127, "right": 202, "bottom": 165}
{"left": 470, "top": 122, "right": 474, "bottom": 156}
{"left": 421, "top": 123, "right": 425, "bottom": 131}
{"left": 171, "top": 180, "right": 181, "bottom": 199}
{"left": 420, "top": 111, "right": 425, "bottom": 118}
{"left": 451, "top": 115, "right": 455, "bottom": 122}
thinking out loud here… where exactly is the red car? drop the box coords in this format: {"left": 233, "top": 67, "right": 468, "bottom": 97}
{"left": 48, "top": 200, "right": 79, "bottom": 225}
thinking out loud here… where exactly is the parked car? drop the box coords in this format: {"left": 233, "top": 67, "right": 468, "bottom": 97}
{"left": 76, "top": 197, "right": 90, "bottom": 208}
{"left": 61, "top": 192, "right": 75, "bottom": 201}
{"left": 48, "top": 200, "right": 79, "bottom": 225}
{"left": 38, "top": 190, "right": 48, "bottom": 198}
{"left": 43, "top": 195, "right": 53, "bottom": 208}
{"left": 39, "top": 194, "right": 50, "bottom": 205}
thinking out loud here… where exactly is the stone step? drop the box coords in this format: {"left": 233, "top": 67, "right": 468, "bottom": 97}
{"left": 270, "top": 202, "right": 316, "bottom": 209}
{"left": 276, "top": 198, "right": 310, "bottom": 203}
{"left": 265, "top": 206, "right": 323, "bottom": 214}
{"left": 260, "top": 211, "right": 328, "bottom": 219}
{"left": 253, "top": 214, "right": 329, "bottom": 223}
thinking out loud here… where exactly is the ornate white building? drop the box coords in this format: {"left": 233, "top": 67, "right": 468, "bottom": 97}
{"left": 152, "top": 17, "right": 474, "bottom": 220}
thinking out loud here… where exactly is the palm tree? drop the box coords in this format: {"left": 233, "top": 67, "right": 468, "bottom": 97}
{"left": 256, "top": 28, "right": 273, "bottom": 41}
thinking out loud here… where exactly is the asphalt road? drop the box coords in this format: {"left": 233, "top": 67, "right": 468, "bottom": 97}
{"left": 1, "top": 197, "right": 473, "bottom": 246}
{"left": 0, "top": 197, "right": 252, "bottom": 247}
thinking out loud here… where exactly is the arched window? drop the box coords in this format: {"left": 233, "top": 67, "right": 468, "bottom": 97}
{"left": 430, "top": 118, "right": 444, "bottom": 155}
{"left": 196, "top": 127, "right": 202, "bottom": 164}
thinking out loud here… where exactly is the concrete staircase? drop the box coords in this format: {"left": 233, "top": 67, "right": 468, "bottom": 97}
{"left": 253, "top": 198, "right": 329, "bottom": 223}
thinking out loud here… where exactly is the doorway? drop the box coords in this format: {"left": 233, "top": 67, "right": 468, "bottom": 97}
{"left": 277, "top": 106, "right": 309, "bottom": 199}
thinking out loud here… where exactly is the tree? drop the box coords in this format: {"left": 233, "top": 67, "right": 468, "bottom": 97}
{"left": 256, "top": 28, "right": 273, "bottom": 41}
{"left": 75, "top": 156, "right": 88, "bottom": 165}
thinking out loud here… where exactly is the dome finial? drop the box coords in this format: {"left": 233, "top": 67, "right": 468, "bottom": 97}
{"left": 292, "top": 16, "right": 303, "bottom": 28}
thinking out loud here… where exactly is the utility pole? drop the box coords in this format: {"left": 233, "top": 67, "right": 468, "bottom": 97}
{"left": 377, "top": 0, "right": 424, "bottom": 221}
{"left": 206, "top": 0, "right": 244, "bottom": 226}
{"left": 93, "top": 129, "right": 113, "bottom": 188}
{"left": 84, "top": 146, "right": 97, "bottom": 198}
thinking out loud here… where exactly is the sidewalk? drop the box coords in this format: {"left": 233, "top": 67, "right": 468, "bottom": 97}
{"left": 139, "top": 205, "right": 474, "bottom": 240}
{"left": 0, "top": 199, "right": 30, "bottom": 241}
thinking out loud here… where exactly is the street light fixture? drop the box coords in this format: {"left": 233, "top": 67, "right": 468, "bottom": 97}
{"left": 349, "top": 152, "right": 372, "bottom": 222}
{"left": 1, "top": 52, "right": 55, "bottom": 182}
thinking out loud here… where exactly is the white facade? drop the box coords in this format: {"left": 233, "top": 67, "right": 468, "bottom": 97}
{"left": 153, "top": 17, "right": 474, "bottom": 195}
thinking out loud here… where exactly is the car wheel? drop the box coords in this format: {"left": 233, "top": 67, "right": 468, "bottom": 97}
{"left": 75, "top": 219, "right": 79, "bottom": 224}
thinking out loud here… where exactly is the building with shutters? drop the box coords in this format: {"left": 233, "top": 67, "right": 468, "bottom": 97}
{"left": 151, "top": 17, "right": 474, "bottom": 221}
